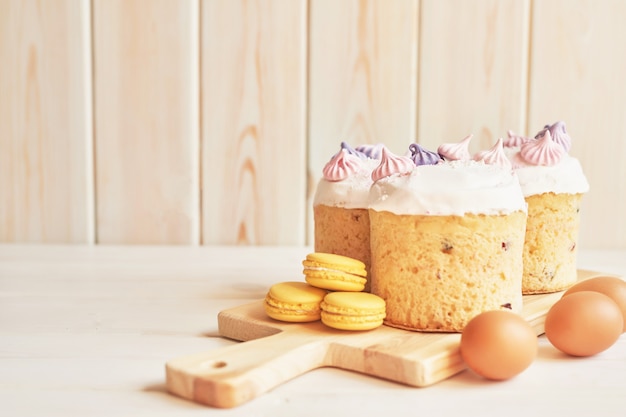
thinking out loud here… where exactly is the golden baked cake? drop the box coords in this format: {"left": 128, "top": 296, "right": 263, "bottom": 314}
{"left": 313, "top": 142, "right": 381, "bottom": 291}
{"left": 504, "top": 122, "right": 590, "bottom": 294}
{"left": 368, "top": 141, "right": 527, "bottom": 332}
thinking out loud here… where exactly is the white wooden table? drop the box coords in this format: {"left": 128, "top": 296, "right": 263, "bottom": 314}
{"left": 1, "top": 244, "right": 625, "bottom": 416}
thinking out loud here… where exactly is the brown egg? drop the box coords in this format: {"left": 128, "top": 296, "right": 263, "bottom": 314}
{"left": 545, "top": 291, "right": 623, "bottom": 357}
{"left": 460, "top": 310, "right": 537, "bottom": 380}
{"left": 563, "top": 276, "right": 626, "bottom": 332}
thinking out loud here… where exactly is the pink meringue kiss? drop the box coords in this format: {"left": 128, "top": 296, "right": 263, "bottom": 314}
{"left": 438, "top": 134, "right": 473, "bottom": 161}
{"left": 322, "top": 149, "right": 363, "bottom": 181}
{"left": 474, "top": 138, "right": 512, "bottom": 170}
{"left": 520, "top": 129, "right": 565, "bottom": 166}
{"left": 371, "top": 146, "right": 415, "bottom": 182}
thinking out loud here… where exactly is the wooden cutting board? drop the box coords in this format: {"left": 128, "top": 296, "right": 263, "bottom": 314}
{"left": 166, "top": 269, "right": 609, "bottom": 408}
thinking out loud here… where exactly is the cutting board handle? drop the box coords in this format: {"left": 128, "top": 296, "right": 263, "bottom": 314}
{"left": 166, "top": 330, "right": 328, "bottom": 408}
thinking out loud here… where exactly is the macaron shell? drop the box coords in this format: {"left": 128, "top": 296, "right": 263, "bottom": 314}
{"left": 320, "top": 292, "right": 386, "bottom": 331}
{"left": 303, "top": 252, "right": 367, "bottom": 277}
{"left": 304, "top": 269, "right": 366, "bottom": 292}
{"left": 321, "top": 311, "right": 385, "bottom": 330}
{"left": 267, "top": 281, "right": 328, "bottom": 303}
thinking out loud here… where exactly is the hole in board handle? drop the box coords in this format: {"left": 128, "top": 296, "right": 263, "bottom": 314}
{"left": 201, "top": 360, "right": 228, "bottom": 370}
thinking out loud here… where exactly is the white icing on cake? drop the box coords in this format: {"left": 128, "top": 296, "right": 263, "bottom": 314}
{"left": 368, "top": 160, "right": 527, "bottom": 216}
{"left": 506, "top": 148, "right": 590, "bottom": 197}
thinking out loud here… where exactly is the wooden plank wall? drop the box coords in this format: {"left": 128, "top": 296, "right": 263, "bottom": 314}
{"left": 93, "top": 0, "right": 199, "bottom": 244}
{"left": 0, "top": 0, "right": 94, "bottom": 243}
{"left": 1, "top": 0, "right": 625, "bottom": 249}
{"left": 201, "top": 0, "right": 306, "bottom": 245}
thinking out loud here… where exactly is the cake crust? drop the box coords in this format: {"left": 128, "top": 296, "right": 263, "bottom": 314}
{"left": 521, "top": 192, "right": 583, "bottom": 294}
{"left": 314, "top": 205, "right": 371, "bottom": 291}
{"left": 370, "top": 210, "right": 527, "bottom": 332}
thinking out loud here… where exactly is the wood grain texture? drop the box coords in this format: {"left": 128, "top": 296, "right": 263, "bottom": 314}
{"left": 93, "top": 0, "right": 199, "bottom": 244}
{"left": 201, "top": 0, "right": 307, "bottom": 245}
{"left": 528, "top": 0, "right": 626, "bottom": 250}
{"left": 308, "top": 0, "right": 419, "bottom": 243}
{"left": 417, "top": 0, "right": 530, "bottom": 154}
{"left": 0, "top": 0, "right": 93, "bottom": 243}
{"left": 1, "top": 0, "right": 624, "bottom": 249}
{"left": 167, "top": 268, "right": 604, "bottom": 408}
{"left": 1, "top": 244, "right": 625, "bottom": 415}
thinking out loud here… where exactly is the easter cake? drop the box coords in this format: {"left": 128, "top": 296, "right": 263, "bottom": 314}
{"left": 368, "top": 142, "right": 528, "bottom": 332}
{"left": 503, "top": 122, "right": 590, "bottom": 294}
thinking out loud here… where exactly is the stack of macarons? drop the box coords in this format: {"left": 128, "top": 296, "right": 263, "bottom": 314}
{"left": 263, "top": 252, "right": 386, "bottom": 331}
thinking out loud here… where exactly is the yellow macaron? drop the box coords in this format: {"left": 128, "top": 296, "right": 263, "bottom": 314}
{"left": 320, "top": 292, "right": 386, "bottom": 331}
{"left": 302, "top": 252, "right": 367, "bottom": 292}
{"left": 264, "top": 281, "right": 328, "bottom": 322}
